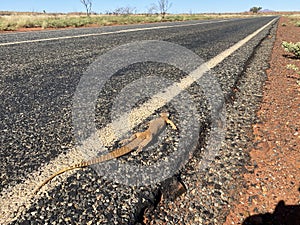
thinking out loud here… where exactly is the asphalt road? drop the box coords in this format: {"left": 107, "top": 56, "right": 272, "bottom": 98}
{"left": 0, "top": 17, "right": 278, "bottom": 224}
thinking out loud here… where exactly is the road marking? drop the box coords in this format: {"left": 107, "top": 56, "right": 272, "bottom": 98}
{"left": 0, "top": 19, "right": 231, "bottom": 46}
{"left": 0, "top": 18, "right": 277, "bottom": 224}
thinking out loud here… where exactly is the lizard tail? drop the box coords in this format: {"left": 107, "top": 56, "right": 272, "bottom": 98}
{"left": 33, "top": 146, "right": 131, "bottom": 194}
{"left": 33, "top": 164, "right": 83, "bottom": 194}
{"left": 81, "top": 146, "right": 131, "bottom": 166}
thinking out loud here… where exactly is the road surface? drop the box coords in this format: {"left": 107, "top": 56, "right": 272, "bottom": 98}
{"left": 0, "top": 17, "right": 278, "bottom": 224}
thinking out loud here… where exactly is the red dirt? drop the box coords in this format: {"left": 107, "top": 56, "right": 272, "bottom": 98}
{"left": 0, "top": 24, "right": 102, "bottom": 33}
{"left": 224, "top": 17, "right": 300, "bottom": 225}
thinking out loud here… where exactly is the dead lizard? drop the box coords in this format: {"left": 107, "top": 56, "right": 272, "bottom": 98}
{"left": 33, "top": 112, "right": 177, "bottom": 194}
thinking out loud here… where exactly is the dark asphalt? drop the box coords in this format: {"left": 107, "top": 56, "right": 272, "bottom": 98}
{"left": 0, "top": 17, "right": 278, "bottom": 224}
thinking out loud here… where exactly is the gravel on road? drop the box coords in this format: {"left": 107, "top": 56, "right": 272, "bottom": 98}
{"left": 0, "top": 17, "right": 279, "bottom": 224}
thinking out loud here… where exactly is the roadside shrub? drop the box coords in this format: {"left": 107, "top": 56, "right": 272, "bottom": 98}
{"left": 296, "top": 21, "right": 300, "bottom": 27}
{"left": 16, "top": 18, "right": 39, "bottom": 28}
{"left": 0, "top": 20, "right": 17, "bottom": 30}
{"left": 45, "top": 19, "right": 67, "bottom": 28}
{"left": 286, "top": 64, "right": 299, "bottom": 71}
{"left": 282, "top": 41, "right": 300, "bottom": 58}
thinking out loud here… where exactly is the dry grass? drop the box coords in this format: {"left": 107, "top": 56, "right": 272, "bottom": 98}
{"left": 0, "top": 12, "right": 273, "bottom": 31}
{"left": 286, "top": 14, "right": 300, "bottom": 27}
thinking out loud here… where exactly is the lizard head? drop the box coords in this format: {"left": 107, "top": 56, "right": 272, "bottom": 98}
{"left": 160, "top": 112, "right": 169, "bottom": 118}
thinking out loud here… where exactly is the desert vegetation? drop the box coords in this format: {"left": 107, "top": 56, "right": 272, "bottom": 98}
{"left": 0, "top": 12, "right": 260, "bottom": 31}
{"left": 282, "top": 41, "right": 300, "bottom": 58}
{"left": 250, "top": 6, "right": 262, "bottom": 13}
{"left": 0, "top": 0, "right": 290, "bottom": 32}
{"left": 0, "top": 14, "right": 200, "bottom": 31}
{"left": 288, "top": 14, "right": 300, "bottom": 27}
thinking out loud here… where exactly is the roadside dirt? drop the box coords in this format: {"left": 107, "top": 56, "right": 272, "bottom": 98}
{"left": 224, "top": 17, "right": 300, "bottom": 225}
{"left": 0, "top": 24, "right": 102, "bottom": 33}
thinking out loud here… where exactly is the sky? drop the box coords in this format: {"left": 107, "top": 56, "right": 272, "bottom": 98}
{"left": 1, "top": 0, "right": 299, "bottom": 14}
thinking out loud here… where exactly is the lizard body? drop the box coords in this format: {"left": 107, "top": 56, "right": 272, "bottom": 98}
{"left": 33, "top": 112, "right": 176, "bottom": 194}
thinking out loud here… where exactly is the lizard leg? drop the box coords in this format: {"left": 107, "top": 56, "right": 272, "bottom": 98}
{"left": 165, "top": 119, "right": 177, "bottom": 130}
{"left": 132, "top": 135, "right": 153, "bottom": 156}
{"left": 119, "top": 133, "right": 137, "bottom": 145}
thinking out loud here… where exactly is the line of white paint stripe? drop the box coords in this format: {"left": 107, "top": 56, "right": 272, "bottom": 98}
{"left": 0, "top": 19, "right": 230, "bottom": 46}
{"left": 0, "top": 18, "right": 277, "bottom": 224}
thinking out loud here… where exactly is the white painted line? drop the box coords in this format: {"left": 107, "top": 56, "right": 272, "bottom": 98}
{"left": 0, "top": 19, "right": 230, "bottom": 46}
{"left": 0, "top": 18, "right": 277, "bottom": 224}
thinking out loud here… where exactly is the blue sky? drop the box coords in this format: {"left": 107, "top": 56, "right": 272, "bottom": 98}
{"left": 1, "top": 0, "right": 299, "bottom": 14}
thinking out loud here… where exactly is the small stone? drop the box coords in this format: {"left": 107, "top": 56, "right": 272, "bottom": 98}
{"left": 262, "top": 186, "right": 267, "bottom": 194}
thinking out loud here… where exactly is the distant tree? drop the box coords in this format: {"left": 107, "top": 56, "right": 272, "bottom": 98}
{"left": 147, "top": 4, "right": 158, "bottom": 15}
{"left": 80, "top": 0, "right": 92, "bottom": 16}
{"left": 113, "top": 6, "right": 136, "bottom": 15}
{"left": 157, "top": 0, "right": 172, "bottom": 18}
{"left": 250, "top": 6, "right": 262, "bottom": 13}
